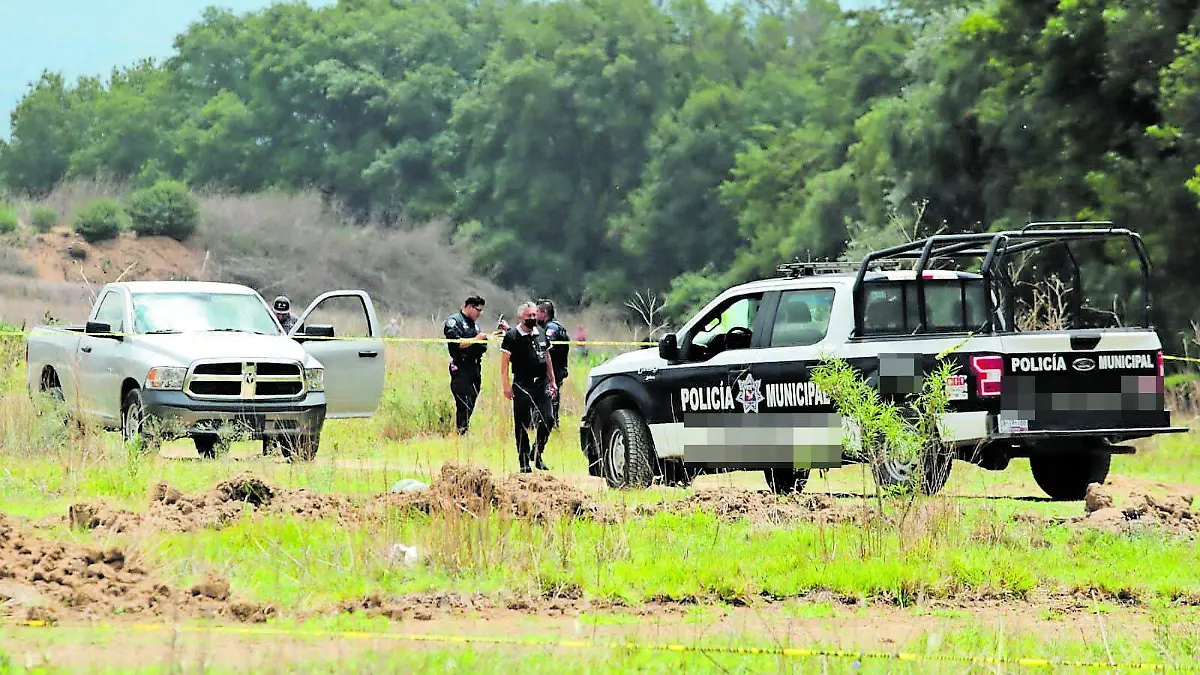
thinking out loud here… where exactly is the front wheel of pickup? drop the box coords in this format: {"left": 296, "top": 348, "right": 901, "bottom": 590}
{"left": 1029, "top": 444, "right": 1112, "bottom": 501}
{"left": 121, "top": 389, "right": 161, "bottom": 454}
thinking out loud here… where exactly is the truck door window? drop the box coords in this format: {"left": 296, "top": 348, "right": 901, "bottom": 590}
{"left": 769, "top": 289, "right": 835, "bottom": 347}
{"left": 300, "top": 295, "right": 371, "bottom": 338}
{"left": 685, "top": 294, "right": 763, "bottom": 360}
{"left": 94, "top": 292, "right": 126, "bottom": 332}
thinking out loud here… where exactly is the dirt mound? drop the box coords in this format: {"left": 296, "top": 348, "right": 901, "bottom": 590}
{"left": 1018, "top": 482, "right": 1199, "bottom": 537}
{"left": 69, "top": 474, "right": 359, "bottom": 534}
{"left": 17, "top": 230, "right": 207, "bottom": 286}
{"left": 381, "top": 464, "right": 608, "bottom": 521}
{"left": 0, "top": 513, "right": 271, "bottom": 623}
{"left": 641, "top": 489, "right": 854, "bottom": 525}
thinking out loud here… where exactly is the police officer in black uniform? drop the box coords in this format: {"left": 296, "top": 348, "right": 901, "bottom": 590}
{"left": 501, "top": 302, "right": 557, "bottom": 473}
{"left": 445, "top": 295, "right": 503, "bottom": 435}
{"left": 536, "top": 298, "right": 569, "bottom": 429}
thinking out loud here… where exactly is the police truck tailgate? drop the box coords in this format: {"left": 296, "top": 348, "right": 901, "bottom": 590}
{"left": 980, "top": 330, "right": 1171, "bottom": 437}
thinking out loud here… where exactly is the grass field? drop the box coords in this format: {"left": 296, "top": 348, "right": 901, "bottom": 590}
{"left": 0, "top": 336, "right": 1198, "bottom": 673}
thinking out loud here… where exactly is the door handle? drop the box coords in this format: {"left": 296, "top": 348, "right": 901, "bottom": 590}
{"left": 80, "top": 345, "right": 92, "bottom": 353}
{"left": 358, "top": 350, "right": 378, "bottom": 358}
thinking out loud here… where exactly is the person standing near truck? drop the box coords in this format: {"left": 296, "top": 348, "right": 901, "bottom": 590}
{"left": 273, "top": 296, "right": 298, "bottom": 333}
{"left": 536, "top": 298, "right": 569, "bottom": 429}
{"left": 445, "top": 296, "right": 504, "bottom": 435}
{"left": 501, "top": 302, "right": 557, "bottom": 473}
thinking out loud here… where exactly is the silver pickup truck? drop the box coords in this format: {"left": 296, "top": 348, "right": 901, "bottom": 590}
{"left": 25, "top": 280, "right": 387, "bottom": 460}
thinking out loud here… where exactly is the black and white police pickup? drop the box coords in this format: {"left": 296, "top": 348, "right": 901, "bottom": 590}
{"left": 579, "top": 224, "right": 1188, "bottom": 500}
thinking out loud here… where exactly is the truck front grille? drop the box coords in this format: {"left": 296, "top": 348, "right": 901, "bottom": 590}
{"left": 186, "top": 361, "right": 304, "bottom": 400}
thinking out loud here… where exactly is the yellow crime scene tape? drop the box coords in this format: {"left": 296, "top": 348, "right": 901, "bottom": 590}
{"left": 4, "top": 619, "right": 1194, "bottom": 671}
{"left": 0, "top": 329, "right": 658, "bottom": 348}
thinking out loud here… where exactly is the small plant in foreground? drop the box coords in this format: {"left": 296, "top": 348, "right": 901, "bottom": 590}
{"left": 810, "top": 354, "right": 958, "bottom": 499}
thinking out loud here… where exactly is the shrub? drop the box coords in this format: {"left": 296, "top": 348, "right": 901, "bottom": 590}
{"left": 31, "top": 206, "right": 57, "bottom": 233}
{"left": 126, "top": 180, "right": 199, "bottom": 241}
{"left": 0, "top": 205, "right": 17, "bottom": 234}
{"left": 73, "top": 199, "right": 128, "bottom": 243}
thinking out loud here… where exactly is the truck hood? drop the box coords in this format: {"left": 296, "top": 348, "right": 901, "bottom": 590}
{"left": 589, "top": 347, "right": 662, "bottom": 377}
{"left": 134, "top": 332, "right": 318, "bottom": 368}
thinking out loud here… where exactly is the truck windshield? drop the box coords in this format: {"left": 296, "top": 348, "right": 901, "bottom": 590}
{"left": 131, "top": 293, "right": 281, "bottom": 335}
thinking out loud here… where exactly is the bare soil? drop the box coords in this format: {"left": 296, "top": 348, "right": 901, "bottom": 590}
{"left": 0, "top": 511, "right": 272, "bottom": 625}
{"left": 1015, "top": 482, "right": 1199, "bottom": 537}
{"left": 17, "top": 229, "right": 207, "bottom": 287}
{"left": 0, "top": 599, "right": 1184, "bottom": 673}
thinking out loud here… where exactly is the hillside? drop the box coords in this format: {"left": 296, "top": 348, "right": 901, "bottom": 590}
{"left": 15, "top": 228, "right": 207, "bottom": 285}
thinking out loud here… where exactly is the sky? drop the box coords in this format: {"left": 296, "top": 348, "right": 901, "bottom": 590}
{"left": 0, "top": 0, "right": 878, "bottom": 141}
{"left": 0, "top": 0, "right": 333, "bottom": 140}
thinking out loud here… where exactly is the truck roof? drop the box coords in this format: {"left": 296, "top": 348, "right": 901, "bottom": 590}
{"left": 110, "top": 281, "right": 259, "bottom": 295}
{"left": 729, "top": 269, "right": 983, "bottom": 295}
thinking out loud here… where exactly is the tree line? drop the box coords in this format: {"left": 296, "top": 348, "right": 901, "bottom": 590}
{"left": 3, "top": 0, "right": 1200, "bottom": 352}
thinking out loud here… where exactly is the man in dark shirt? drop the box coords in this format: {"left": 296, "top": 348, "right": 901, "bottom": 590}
{"left": 273, "top": 296, "right": 298, "bottom": 333}
{"left": 445, "top": 295, "right": 504, "bottom": 435}
{"left": 536, "top": 298, "right": 569, "bottom": 429}
{"left": 501, "top": 302, "right": 558, "bottom": 473}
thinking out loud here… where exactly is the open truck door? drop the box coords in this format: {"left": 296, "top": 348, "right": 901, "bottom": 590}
{"left": 292, "top": 290, "right": 386, "bottom": 418}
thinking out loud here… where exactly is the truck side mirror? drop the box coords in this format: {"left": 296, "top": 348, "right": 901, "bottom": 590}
{"left": 85, "top": 321, "right": 121, "bottom": 340}
{"left": 658, "top": 333, "right": 678, "bottom": 361}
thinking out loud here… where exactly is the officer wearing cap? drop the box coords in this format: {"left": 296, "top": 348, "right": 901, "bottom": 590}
{"left": 536, "top": 298, "right": 569, "bottom": 428}
{"left": 445, "top": 295, "right": 505, "bottom": 435}
{"left": 273, "top": 296, "right": 297, "bottom": 333}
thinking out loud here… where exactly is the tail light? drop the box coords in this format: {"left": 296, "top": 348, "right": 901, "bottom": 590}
{"left": 969, "top": 355, "right": 1004, "bottom": 397}
{"left": 1156, "top": 350, "right": 1164, "bottom": 377}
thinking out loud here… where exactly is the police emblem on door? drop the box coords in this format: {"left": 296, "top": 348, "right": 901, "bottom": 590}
{"left": 735, "top": 373, "right": 764, "bottom": 413}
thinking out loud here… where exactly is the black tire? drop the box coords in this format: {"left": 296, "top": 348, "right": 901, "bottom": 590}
{"left": 1029, "top": 445, "right": 1112, "bottom": 501}
{"left": 279, "top": 432, "right": 320, "bottom": 462}
{"left": 601, "top": 408, "right": 655, "bottom": 489}
{"left": 764, "top": 468, "right": 810, "bottom": 495}
{"left": 120, "top": 388, "right": 161, "bottom": 453}
{"left": 193, "top": 435, "right": 227, "bottom": 460}
{"left": 871, "top": 441, "right": 954, "bottom": 496}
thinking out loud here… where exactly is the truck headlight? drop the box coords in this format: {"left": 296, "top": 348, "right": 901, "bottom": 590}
{"left": 145, "top": 366, "right": 186, "bottom": 390}
{"left": 305, "top": 367, "right": 324, "bottom": 392}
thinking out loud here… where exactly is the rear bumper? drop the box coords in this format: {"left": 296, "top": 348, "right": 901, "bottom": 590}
{"left": 141, "top": 390, "right": 326, "bottom": 439}
{"left": 989, "top": 426, "right": 1189, "bottom": 443}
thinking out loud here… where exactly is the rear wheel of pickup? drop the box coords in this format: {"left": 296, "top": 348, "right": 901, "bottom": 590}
{"left": 602, "top": 408, "right": 654, "bottom": 489}
{"left": 121, "top": 389, "right": 161, "bottom": 454}
{"left": 764, "top": 468, "right": 809, "bottom": 496}
{"left": 1028, "top": 442, "right": 1112, "bottom": 501}
{"left": 872, "top": 441, "right": 954, "bottom": 496}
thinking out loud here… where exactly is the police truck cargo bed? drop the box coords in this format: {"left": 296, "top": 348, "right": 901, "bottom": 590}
{"left": 578, "top": 223, "right": 1186, "bottom": 501}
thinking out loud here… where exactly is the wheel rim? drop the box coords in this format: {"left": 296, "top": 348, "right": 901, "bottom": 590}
{"left": 606, "top": 428, "right": 627, "bottom": 480}
{"left": 122, "top": 402, "right": 142, "bottom": 443}
{"left": 876, "top": 455, "right": 916, "bottom": 487}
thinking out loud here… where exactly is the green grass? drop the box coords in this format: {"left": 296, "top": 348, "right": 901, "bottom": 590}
{"left": 0, "top": 342, "right": 1199, "bottom": 671}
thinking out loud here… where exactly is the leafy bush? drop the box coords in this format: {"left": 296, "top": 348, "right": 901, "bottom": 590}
{"left": 31, "top": 206, "right": 57, "bottom": 232}
{"left": 0, "top": 205, "right": 17, "bottom": 234}
{"left": 73, "top": 199, "right": 128, "bottom": 243}
{"left": 126, "top": 180, "right": 199, "bottom": 241}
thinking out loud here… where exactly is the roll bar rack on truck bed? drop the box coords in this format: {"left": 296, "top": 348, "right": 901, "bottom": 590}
{"left": 849, "top": 221, "right": 1154, "bottom": 338}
